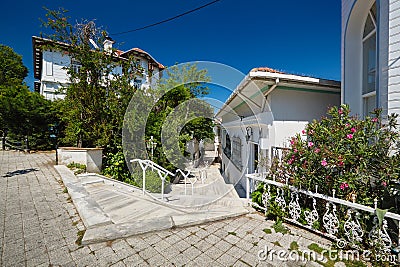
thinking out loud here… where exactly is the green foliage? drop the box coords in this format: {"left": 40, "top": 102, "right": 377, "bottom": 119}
{"left": 272, "top": 219, "right": 289, "bottom": 234}
{"left": 254, "top": 105, "right": 400, "bottom": 258}
{"left": 0, "top": 45, "right": 28, "bottom": 87}
{"left": 67, "top": 162, "right": 86, "bottom": 174}
{"left": 263, "top": 228, "right": 272, "bottom": 234}
{"left": 289, "top": 241, "right": 299, "bottom": 251}
{"left": 0, "top": 45, "right": 55, "bottom": 150}
{"left": 282, "top": 104, "right": 400, "bottom": 205}
{"left": 41, "top": 8, "right": 140, "bottom": 151}
{"left": 251, "top": 182, "right": 264, "bottom": 206}
{"left": 136, "top": 63, "right": 214, "bottom": 171}
{"left": 131, "top": 170, "right": 167, "bottom": 194}
{"left": 308, "top": 243, "right": 324, "bottom": 254}
{"left": 102, "top": 148, "right": 131, "bottom": 181}
{"left": 75, "top": 230, "right": 86, "bottom": 246}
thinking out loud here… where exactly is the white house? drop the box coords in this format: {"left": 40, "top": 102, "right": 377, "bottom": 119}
{"left": 342, "top": 0, "right": 400, "bottom": 119}
{"left": 215, "top": 67, "right": 340, "bottom": 189}
{"left": 32, "top": 36, "right": 164, "bottom": 100}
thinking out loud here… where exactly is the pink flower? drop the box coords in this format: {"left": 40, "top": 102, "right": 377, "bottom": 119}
{"left": 372, "top": 118, "right": 378, "bottom": 123}
{"left": 382, "top": 181, "right": 387, "bottom": 187}
{"left": 338, "top": 109, "right": 343, "bottom": 114}
{"left": 302, "top": 129, "right": 306, "bottom": 134}
{"left": 288, "top": 159, "right": 294, "bottom": 165}
{"left": 351, "top": 127, "right": 356, "bottom": 133}
{"left": 345, "top": 123, "right": 350, "bottom": 127}
{"left": 308, "top": 141, "right": 314, "bottom": 147}
{"left": 338, "top": 161, "right": 344, "bottom": 167}
{"left": 314, "top": 148, "right": 320, "bottom": 153}
{"left": 294, "top": 149, "right": 298, "bottom": 153}
{"left": 321, "top": 159, "right": 327, "bottom": 166}
{"left": 340, "top": 182, "right": 349, "bottom": 190}
{"left": 347, "top": 134, "right": 353, "bottom": 139}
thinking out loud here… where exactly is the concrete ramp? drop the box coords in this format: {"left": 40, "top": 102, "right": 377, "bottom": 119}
{"left": 55, "top": 164, "right": 249, "bottom": 245}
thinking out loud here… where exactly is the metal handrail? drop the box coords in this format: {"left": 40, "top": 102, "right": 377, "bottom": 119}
{"left": 176, "top": 169, "right": 196, "bottom": 195}
{"left": 3, "top": 137, "right": 26, "bottom": 151}
{"left": 130, "top": 159, "right": 175, "bottom": 200}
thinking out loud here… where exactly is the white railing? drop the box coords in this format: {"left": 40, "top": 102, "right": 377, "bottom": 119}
{"left": 246, "top": 172, "right": 400, "bottom": 251}
{"left": 176, "top": 169, "right": 196, "bottom": 195}
{"left": 130, "top": 159, "right": 175, "bottom": 200}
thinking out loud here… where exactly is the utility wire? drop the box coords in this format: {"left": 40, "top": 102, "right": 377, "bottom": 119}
{"left": 111, "top": 0, "right": 221, "bottom": 36}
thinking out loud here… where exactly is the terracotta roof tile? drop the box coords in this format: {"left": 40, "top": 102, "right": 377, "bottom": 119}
{"left": 115, "top": 50, "right": 124, "bottom": 56}
{"left": 132, "top": 47, "right": 146, "bottom": 53}
{"left": 251, "top": 67, "right": 285, "bottom": 74}
{"left": 122, "top": 47, "right": 164, "bottom": 69}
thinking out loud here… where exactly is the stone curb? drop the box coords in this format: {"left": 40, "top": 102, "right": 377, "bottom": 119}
{"left": 54, "top": 165, "right": 113, "bottom": 229}
{"left": 82, "top": 210, "right": 249, "bottom": 245}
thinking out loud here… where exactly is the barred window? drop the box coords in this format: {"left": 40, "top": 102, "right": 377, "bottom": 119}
{"left": 232, "top": 136, "right": 242, "bottom": 168}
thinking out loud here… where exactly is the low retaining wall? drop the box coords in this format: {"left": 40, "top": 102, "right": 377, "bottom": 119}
{"left": 57, "top": 147, "right": 103, "bottom": 173}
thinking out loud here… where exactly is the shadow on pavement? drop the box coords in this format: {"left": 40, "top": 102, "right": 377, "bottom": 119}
{"left": 2, "top": 168, "right": 39, "bottom": 178}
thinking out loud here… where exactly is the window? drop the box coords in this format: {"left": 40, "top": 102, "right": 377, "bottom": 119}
{"left": 134, "top": 78, "right": 142, "bottom": 89}
{"left": 232, "top": 136, "right": 242, "bottom": 169}
{"left": 71, "top": 59, "right": 81, "bottom": 74}
{"left": 224, "top": 133, "right": 231, "bottom": 158}
{"left": 362, "top": 2, "right": 377, "bottom": 117}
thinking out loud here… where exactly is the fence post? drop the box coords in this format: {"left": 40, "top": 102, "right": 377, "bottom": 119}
{"left": 25, "top": 135, "right": 29, "bottom": 152}
{"left": 142, "top": 167, "right": 146, "bottom": 195}
{"left": 2, "top": 133, "right": 5, "bottom": 150}
{"left": 246, "top": 168, "right": 250, "bottom": 203}
{"left": 161, "top": 178, "right": 164, "bottom": 201}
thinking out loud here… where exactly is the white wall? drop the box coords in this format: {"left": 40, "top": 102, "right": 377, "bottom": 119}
{"left": 39, "top": 49, "right": 160, "bottom": 100}
{"left": 388, "top": 0, "right": 400, "bottom": 116}
{"left": 269, "top": 88, "right": 340, "bottom": 122}
{"left": 342, "top": 0, "right": 400, "bottom": 119}
{"left": 342, "top": 0, "right": 375, "bottom": 116}
{"left": 270, "top": 121, "right": 308, "bottom": 148}
{"left": 42, "top": 50, "right": 70, "bottom": 84}
{"left": 219, "top": 86, "right": 339, "bottom": 189}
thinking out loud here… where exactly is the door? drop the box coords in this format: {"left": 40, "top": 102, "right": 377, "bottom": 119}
{"left": 248, "top": 143, "right": 259, "bottom": 173}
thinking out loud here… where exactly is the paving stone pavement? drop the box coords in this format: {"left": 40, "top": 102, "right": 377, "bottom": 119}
{"left": 0, "top": 150, "right": 337, "bottom": 267}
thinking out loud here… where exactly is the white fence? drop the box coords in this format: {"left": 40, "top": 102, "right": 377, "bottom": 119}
{"left": 245, "top": 172, "right": 400, "bottom": 251}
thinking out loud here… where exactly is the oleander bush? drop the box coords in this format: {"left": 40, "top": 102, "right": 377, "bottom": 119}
{"left": 281, "top": 104, "right": 400, "bottom": 206}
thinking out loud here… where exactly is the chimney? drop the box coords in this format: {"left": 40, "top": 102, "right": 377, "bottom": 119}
{"left": 103, "top": 36, "right": 115, "bottom": 54}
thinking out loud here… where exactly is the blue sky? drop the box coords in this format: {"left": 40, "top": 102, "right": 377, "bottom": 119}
{"left": 0, "top": 0, "right": 341, "bottom": 105}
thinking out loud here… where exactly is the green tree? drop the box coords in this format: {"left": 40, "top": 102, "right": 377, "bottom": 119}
{"left": 135, "top": 63, "right": 214, "bottom": 171}
{"left": 0, "top": 45, "right": 55, "bottom": 150}
{"left": 40, "top": 8, "right": 140, "bottom": 149}
{"left": 0, "top": 45, "right": 28, "bottom": 87}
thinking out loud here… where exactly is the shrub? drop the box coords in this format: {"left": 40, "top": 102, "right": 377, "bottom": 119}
{"left": 102, "top": 149, "right": 131, "bottom": 182}
{"left": 282, "top": 105, "right": 400, "bottom": 206}
{"left": 132, "top": 170, "right": 168, "bottom": 194}
{"left": 67, "top": 162, "right": 86, "bottom": 175}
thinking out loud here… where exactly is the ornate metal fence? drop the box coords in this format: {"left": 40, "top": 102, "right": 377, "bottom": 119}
{"left": 245, "top": 172, "right": 400, "bottom": 251}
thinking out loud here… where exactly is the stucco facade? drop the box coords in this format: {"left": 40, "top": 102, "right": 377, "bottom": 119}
{"left": 215, "top": 68, "right": 340, "bottom": 190}
{"left": 342, "top": 0, "right": 400, "bottom": 119}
